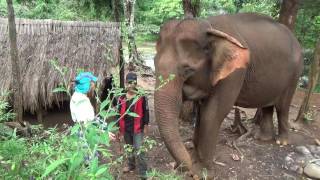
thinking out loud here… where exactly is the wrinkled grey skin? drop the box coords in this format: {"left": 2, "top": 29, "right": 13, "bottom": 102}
{"left": 154, "top": 13, "right": 303, "bottom": 176}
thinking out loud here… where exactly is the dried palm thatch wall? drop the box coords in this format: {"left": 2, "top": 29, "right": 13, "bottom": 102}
{"left": 0, "top": 18, "right": 120, "bottom": 113}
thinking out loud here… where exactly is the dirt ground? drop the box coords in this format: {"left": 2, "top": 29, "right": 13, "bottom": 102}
{"left": 115, "top": 76, "right": 320, "bottom": 180}
{"left": 27, "top": 75, "right": 320, "bottom": 180}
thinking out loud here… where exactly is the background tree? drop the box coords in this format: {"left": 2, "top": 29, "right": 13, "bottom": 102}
{"left": 6, "top": 0, "right": 23, "bottom": 123}
{"left": 112, "top": 0, "right": 125, "bottom": 88}
{"left": 296, "top": 39, "right": 320, "bottom": 122}
{"left": 182, "top": 0, "right": 200, "bottom": 18}
{"left": 1, "top": 0, "right": 319, "bottom": 91}
{"left": 123, "top": 0, "right": 141, "bottom": 66}
{"left": 278, "top": 0, "right": 300, "bottom": 31}
{"left": 293, "top": 0, "right": 320, "bottom": 122}
{"left": 295, "top": 0, "right": 320, "bottom": 49}
{"left": 238, "top": 0, "right": 278, "bottom": 17}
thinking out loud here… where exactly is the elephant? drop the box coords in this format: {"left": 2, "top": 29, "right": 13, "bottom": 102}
{"left": 154, "top": 13, "right": 303, "bottom": 176}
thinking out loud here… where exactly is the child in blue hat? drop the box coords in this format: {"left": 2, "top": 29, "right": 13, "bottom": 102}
{"left": 70, "top": 72, "right": 115, "bottom": 139}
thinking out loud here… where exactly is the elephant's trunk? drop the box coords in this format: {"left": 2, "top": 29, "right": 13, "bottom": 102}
{"left": 154, "top": 76, "right": 193, "bottom": 169}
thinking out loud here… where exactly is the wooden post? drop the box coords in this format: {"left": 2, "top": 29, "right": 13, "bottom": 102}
{"left": 6, "top": 0, "right": 23, "bottom": 123}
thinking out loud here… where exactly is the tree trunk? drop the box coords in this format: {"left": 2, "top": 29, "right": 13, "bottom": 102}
{"left": 123, "top": 0, "right": 141, "bottom": 66}
{"left": 234, "top": 0, "right": 245, "bottom": 13}
{"left": 278, "top": 0, "right": 300, "bottom": 31}
{"left": 182, "top": 0, "right": 200, "bottom": 18}
{"left": 296, "top": 39, "right": 320, "bottom": 122}
{"left": 113, "top": 0, "right": 125, "bottom": 88}
{"left": 6, "top": 0, "right": 23, "bottom": 123}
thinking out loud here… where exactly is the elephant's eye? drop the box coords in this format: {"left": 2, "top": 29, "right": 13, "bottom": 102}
{"left": 203, "top": 45, "right": 210, "bottom": 54}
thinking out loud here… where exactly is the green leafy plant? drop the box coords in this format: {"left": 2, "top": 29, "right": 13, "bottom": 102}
{"left": 123, "top": 136, "right": 157, "bottom": 157}
{"left": 0, "top": 95, "right": 15, "bottom": 123}
{"left": 0, "top": 47, "right": 178, "bottom": 180}
{"left": 155, "top": 74, "right": 176, "bottom": 91}
{"left": 147, "top": 169, "right": 183, "bottom": 180}
{"left": 239, "top": 0, "right": 278, "bottom": 17}
{"left": 49, "top": 59, "right": 72, "bottom": 96}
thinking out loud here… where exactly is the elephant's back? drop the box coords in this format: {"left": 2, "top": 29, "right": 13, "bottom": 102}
{"left": 207, "top": 13, "right": 299, "bottom": 53}
{"left": 208, "top": 13, "right": 303, "bottom": 107}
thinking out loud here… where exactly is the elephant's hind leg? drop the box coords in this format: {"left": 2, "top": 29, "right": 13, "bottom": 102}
{"left": 275, "top": 85, "right": 296, "bottom": 145}
{"left": 254, "top": 106, "right": 275, "bottom": 141}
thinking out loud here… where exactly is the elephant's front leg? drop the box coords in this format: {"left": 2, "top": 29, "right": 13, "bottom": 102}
{"left": 193, "top": 71, "right": 246, "bottom": 171}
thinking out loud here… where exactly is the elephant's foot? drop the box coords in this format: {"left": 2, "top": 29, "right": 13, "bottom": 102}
{"left": 276, "top": 133, "right": 289, "bottom": 145}
{"left": 188, "top": 162, "right": 215, "bottom": 180}
{"left": 187, "top": 151, "right": 215, "bottom": 179}
{"left": 254, "top": 127, "right": 274, "bottom": 141}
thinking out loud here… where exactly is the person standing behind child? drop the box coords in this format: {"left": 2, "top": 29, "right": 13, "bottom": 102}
{"left": 117, "top": 72, "right": 149, "bottom": 180}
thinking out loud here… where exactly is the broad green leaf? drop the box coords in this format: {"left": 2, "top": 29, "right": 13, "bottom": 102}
{"left": 169, "top": 74, "right": 175, "bottom": 80}
{"left": 99, "top": 133, "right": 109, "bottom": 145}
{"left": 107, "top": 121, "right": 118, "bottom": 132}
{"left": 99, "top": 99, "right": 110, "bottom": 112}
{"left": 42, "top": 158, "right": 68, "bottom": 178}
{"left": 95, "top": 166, "right": 108, "bottom": 177}
{"left": 105, "top": 111, "right": 119, "bottom": 119}
{"left": 11, "top": 163, "right": 15, "bottom": 171}
{"left": 89, "top": 158, "right": 99, "bottom": 173}
{"left": 99, "top": 110, "right": 108, "bottom": 119}
{"left": 52, "top": 87, "right": 68, "bottom": 93}
{"left": 70, "top": 124, "right": 80, "bottom": 135}
{"left": 127, "top": 112, "right": 139, "bottom": 118}
{"left": 158, "top": 75, "right": 163, "bottom": 82}
{"left": 86, "top": 126, "right": 99, "bottom": 146}
{"left": 69, "top": 152, "right": 84, "bottom": 173}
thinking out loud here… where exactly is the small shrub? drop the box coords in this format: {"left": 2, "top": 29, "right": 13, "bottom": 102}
{"left": 147, "top": 169, "right": 182, "bottom": 180}
{"left": 0, "top": 59, "right": 177, "bottom": 179}
{"left": 0, "top": 92, "right": 15, "bottom": 123}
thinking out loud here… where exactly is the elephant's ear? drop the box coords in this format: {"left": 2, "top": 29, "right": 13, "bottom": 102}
{"left": 207, "top": 28, "right": 250, "bottom": 86}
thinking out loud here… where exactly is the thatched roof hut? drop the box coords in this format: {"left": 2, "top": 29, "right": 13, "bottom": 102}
{"left": 0, "top": 18, "right": 120, "bottom": 113}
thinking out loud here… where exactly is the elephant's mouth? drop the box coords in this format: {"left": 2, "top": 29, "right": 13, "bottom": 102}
{"left": 182, "top": 85, "right": 208, "bottom": 100}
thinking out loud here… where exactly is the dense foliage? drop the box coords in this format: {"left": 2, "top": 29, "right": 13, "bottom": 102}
{"left": 0, "top": 0, "right": 113, "bottom": 21}
{"left": 295, "top": 2, "right": 320, "bottom": 49}
{"left": 0, "top": 0, "right": 318, "bottom": 48}
{"left": 0, "top": 0, "right": 318, "bottom": 88}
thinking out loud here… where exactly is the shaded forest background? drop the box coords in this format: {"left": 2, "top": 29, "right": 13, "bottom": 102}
{"left": 0, "top": 0, "right": 318, "bottom": 48}
{"left": 0, "top": 0, "right": 319, "bottom": 91}
{"left": 0, "top": 1, "right": 320, "bottom": 179}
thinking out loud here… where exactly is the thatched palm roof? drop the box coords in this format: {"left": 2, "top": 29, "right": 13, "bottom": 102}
{"left": 0, "top": 18, "right": 120, "bottom": 112}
